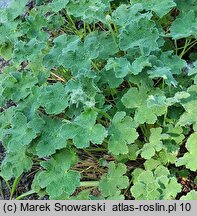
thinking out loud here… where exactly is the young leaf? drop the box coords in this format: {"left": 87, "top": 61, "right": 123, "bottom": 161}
{"left": 132, "top": 0, "right": 176, "bottom": 18}
{"left": 99, "top": 162, "right": 129, "bottom": 199}
{"left": 169, "top": 11, "right": 197, "bottom": 39}
{"left": 131, "top": 166, "right": 181, "bottom": 200}
{"left": 36, "top": 149, "right": 80, "bottom": 199}
{"left": 140, "top": 127, "right": 165, "bottom": 159}
{"left": 38, "top": 83, "right": 68, "bottom": 115}
{"left": 108, "top": 112, "right": 138, "bottom": 155}
{"left": 176, "top": 132, "right": 197, "bottom": 171}
{"left": 119, "top": 17, "right": 160, "bottom": 54}
{"left": 180, "top": 190, "right": 197, "bottom": 200}
{"left": 35, "top": 117, "right": 69, "bottom": 157}
{"left": 5, "top": 112, "right": 42, "bottom": 151}
{"left": 105, "top": 57, "right": 132, "bottom": 78}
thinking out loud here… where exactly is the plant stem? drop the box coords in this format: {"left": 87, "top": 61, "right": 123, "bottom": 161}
{"left": 65, "top": 12, "right": 82, "bottom": 38}
{"left": 83, "top": 149, "right": 98, "bottom": 161}
{"left": 179, "top": 39, "right": 191, "bottom": 58}
{"left": 87, "top": 23, "right": 92, "bottom": 33}
{"left": 163, "top": 107, "right": 168, "bottom": 127}
{"left": 91, "top": 61, "right": 100, "bottom": 71}
{"left": 108, "top": 23, "right": 117, "bottom": 45}
{"left": 10, "top": 175, "right": 22, "bottom": 200}
{"left": 4, "top": 180, "right": 11, "bottom": 192}
{"left": 0, "top": 179, "right": 4, "bottom": 199}
{"left": 140, "top": 125, "right": 149, "bottom": 142}
{"left": 15, "top": 190, "right": 35, "bottom": 200}
{"left": 80, "top": 181, "right": 99, "bottom": 187}
{"left": 92, "top": 107, "right": 111, "bottom": 120}
{"left": 88, "top": 147, "right": 107, "bottom": 152}
{"left": 174, "top": 40, "right": 178, "bottom": 55}
{"left": 184, "top": 40, "right": 197, "bottom": 55}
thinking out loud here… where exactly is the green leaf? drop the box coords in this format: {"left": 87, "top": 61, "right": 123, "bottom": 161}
{"left": 36, "top": 149, "right": 80, "bottom": 199}
{"left": 147, "top": 67, "right": 177, "bottom": 86}
{"left": 158, "top": 150, "right": 177, "bottom": 165}
{"left": 62, "top": 109, "right": 107, "bottom": 148}
{"left": 144, "top": 158, "right": 161, "bottom": 171}
{"left": 5, "top": 112, "right": 42, "bottom": 151}
{"left": 35, "top": 117, "right": 69, "bottom": 157}
{"left": 131, "top": 166, "right": 181, "bottom": 200}
{"left": 108, "top": 112, "right": 138, "bottom": 155}
{"left": 0, "top": 146, "right": 32, "bottom": 180}
{"left": 105, "top": 57, "right": 132, "bottom": 78}
{"left": 180, "top": 190, "right": 197, "bottom": 200}
{"left": 169, "top": 11, "right": 197, "bottom": 39}
{"left": 159, "top": 51, "right": 187, "bottom": 75}
{"left": 132, "top": 0, "right": 176, "bottom": 17}
{"left": 121, "top": 87, "right": 147, "bottom": 109}
{"left": 175, "top": 0, "right": 197, "bottom": 13}
{"left": 0, "top": 0, "right": 29, "bottom": 21}
{"left": 131, "top": 56, "right": 152, "bottom": 75}
{"left": 13, "top": 39, "right": 47, "bottom": 66}
{"left": 43, "top": 34, "right": 80, "bottom": 69}
{"left": 84, "top": 31, "right": 118, "bottom": 60}
{"left": 0, "top": 107, "right": 15, "bottom": 140}
{"left": 122, "top": 86, "right": 166, "bottom": 124}
{"left": 48, "top": 0, "right": 69, "bottom": 12}
{"left": 140, "top": 128, "right": 165, "bottom": 159}
{"left": 176, "top": 132, "right": 197, "bottom": 171}
{"left": 100, "top": 68, "right": 123, "bottom": 88}
{"left": 0, "top": 71, "right": 38, "bottom": 102}
{"left": 99, "top": 162, "right": 129, "bottom": 199}
{"left": 119, "top": 17, "right": 160, "bottom": 54}
{"left": 38, "top": 83, "right": 68, "bottom": 115}
{"left": 0, "top": 40, "right": 13, "bottom": 60}
{"left": 64, "top": 77, "right": 98, "bottom": 107}
{"left": 66, "top": 0, "right": 111, "bottom": 23}
{"left": 178, "top": 85, "right": 197, "bottom": 131}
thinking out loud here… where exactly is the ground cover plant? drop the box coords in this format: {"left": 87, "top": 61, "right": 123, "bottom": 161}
{"left": 0, "top": 0, "right": 197, "bottom": 200}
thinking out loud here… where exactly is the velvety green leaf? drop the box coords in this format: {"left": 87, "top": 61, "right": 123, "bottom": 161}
{"left": 159, "top": 51, "right": 187, "bottom": 75}
{"left": 180, "top": 190, "right": 197, "bottom": 200}
{"left": 176, "top": 132, "right": 197, "bottom": 171}
{"left": 48, "top": 0, "right": 69, "bottom": 12}
{"left": 140, "top": 128, "right": 165, "bottom": 159}
{"left": 148, "top": 67, "right": 177, "bottom": 86}
{"left": 121, "top": 87, "right": 147, "bottom": 109}
{"left": 131, "top": 166, "right": 181, "bottom": 200}
{"left": 5, "top": 112, "right": 42, "bottom": 151}
{"left": 35, "top": 117, "right": 69, "bottom": 157}
{"left": 132, "top": 0, "right": 176, "bottom": 17}
{"left": 0, "top": 71, "right": 38, "bottom": 102}
{"left": 178, "top": 85, "right": 197, "bottom": 131}
{"left": 38, "top": 83, "right": 68, "bottom": 114}
{"left": 131, "top": 56, "right": 152, "bottom": 75}
{"left": 108, "top": 112, "right": 138, "bottom": 155}
{"left": 0, "top": 146, "right": 32, "bottom": 180}
{"left": 99, "top": 162, "right": 129, "bottom": 198}
{"left": 66, "top": 0, "right": 111, "bottom": 23}
{"left": 119, "top": 17, "right": 160, "bottom": 54}
{"left": 112, "top": 3, "right": 144, "bottom": 26}
{"left": 105, "top": 57, "right": 132, "bottom": 78}
{"left": 0, "top": 107, "right": 15, "bottom": 140}
{"left": 36, "top": 149, "right": 80, "bottom": 198}
{"left": 169, "top": 11, "right": 197, "bottom": 39}
{"left": 84, "top": 31, "right": 118, "bottom": 60}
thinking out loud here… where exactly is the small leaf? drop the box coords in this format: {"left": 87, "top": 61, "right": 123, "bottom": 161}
{"left": 176, "top": 132, "right": 197, "bottom": 171}
{"left": 108, "top": 112, "right": 138, "bottom": 155}
{"left": 36, "top": 149, "right": 80, "bottom": 199}
{"left": 99, "top": 162, "right": 129, "bottom": 199}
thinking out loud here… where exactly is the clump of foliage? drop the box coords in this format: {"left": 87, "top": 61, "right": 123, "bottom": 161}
{"left": 0, "top": 0, "right": 197, "bottom": 200}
